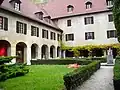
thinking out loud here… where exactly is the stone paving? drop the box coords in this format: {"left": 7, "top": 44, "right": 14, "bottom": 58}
{"left": 76, "top": 66, "right": 114, "bottom": 90}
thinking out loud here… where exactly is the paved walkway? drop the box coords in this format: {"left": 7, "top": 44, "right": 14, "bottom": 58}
{"left": 76, "top": 66, "right": 114, "bottom": 90}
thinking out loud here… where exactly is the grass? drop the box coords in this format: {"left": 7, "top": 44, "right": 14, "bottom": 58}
{"left": 0, "top": 65, "right": 74, "bottom": 90}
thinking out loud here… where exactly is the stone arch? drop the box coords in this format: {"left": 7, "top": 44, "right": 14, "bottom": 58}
{"left": 16, "top": 42, "right": 27, "bottom": 63}
{"left": 31, "top": 43, "right": 39, "bottom": 59}
{"left": 50, "top": 45, "right": 55, "bottom": 58}
{"left": 41, "top": 44, "right": 48, "bottom": 59}
{"left": 0, "top": 40, "right": 11, "bottom": 56}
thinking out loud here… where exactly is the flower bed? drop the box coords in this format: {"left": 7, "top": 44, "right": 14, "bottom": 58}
{"left": 63, "top": 61, "right": 100, "bottom": 90}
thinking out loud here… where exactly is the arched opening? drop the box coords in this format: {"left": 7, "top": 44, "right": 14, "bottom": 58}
{"left": 31, "top": 44, "right": 38, "bottom": 59}
{"left": 41, "top": 44, "right": 48, "bottom": 59}
{"left": 66, "top": 50, "right": 74, "bottom": 57}
{"left": 0, "top": 40, "right": 11, "bottom": 56}
{"left": 92, "top": 48, "right": 104, "bottom": 57}
{"left": 57, "top": 46, "right": 60, "bottom": 57}
{"left": 16, "top": 42, "right": 27, "bottom": 63}
{"left": 50, "top": 45, "right": 55, "bottom": 58}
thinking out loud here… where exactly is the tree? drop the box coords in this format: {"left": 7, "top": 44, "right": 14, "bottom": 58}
{"left": 112, "top": 0, "right": 120, "bottom": 42}
{"left": 0, "top": 0, "right": 4, "bottom": 5}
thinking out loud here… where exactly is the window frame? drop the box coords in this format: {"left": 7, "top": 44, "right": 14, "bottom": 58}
{"left": 107, "top": 30, "right": 117, "bottom": 38}
{"left": 85, "top": 32, "right": 94, "bottom": 40}
{"left": 66, "top": 33, "right": 74, "bottom": 41}
{"left": 84, "top": 16, "right": 94, "bottom": 25}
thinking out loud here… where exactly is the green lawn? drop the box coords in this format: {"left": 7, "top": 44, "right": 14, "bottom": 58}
{"left": 0, "top": 65, "right": 74, "bottom": 90}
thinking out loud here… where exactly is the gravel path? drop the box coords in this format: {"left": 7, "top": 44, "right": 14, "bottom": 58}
{"left": 76, "top": 66, "right": 114, "bottom": 90}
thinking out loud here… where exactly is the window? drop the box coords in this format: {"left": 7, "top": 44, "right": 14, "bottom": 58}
{"left": 108, "top": 14, "right": 113, "bottom": 22}
{"left": 66, "top": 34, "right": 74, "bottom": 41}
{"left": 14, "top": 2, "right": 20, "bottom": 11}
{"left": 0, "top": 16, "right": 8, "bottom": 31}
{"left": 107, "top": 30, "right": 117, "bottom": 38}
{"left": 50, "top": 32, "right": 56, "bottom": 40}
{"left": 67, "top": 20, "right": 71, "bottom": 26}
{"left": 67, "top": 5, "right": 74, "bottom": 12}
{"left": 84, "top": 17, "right": 94, "bottom": 25}
{"left": 57, "top": 34, "right": 62, "bottom": 41}
{"left": 86, "top": 2, "right": 92, "bottom": 9}
{"left": 85, "top": 32, "right": 94, "bottom": 40}
{"left": 42, "top": 29, "right": 48, "bottom": 39}
{"left": 16, "top": 21, "right": 27, "bottom": 34}
{"left": 35, "top": 12, "right": 43, "bottom": 20}
{"left": 106, "top": 0, "right": 113, "bottom": 6}
{"left": 31, "top": 26, "right": 39, "bottom": 37}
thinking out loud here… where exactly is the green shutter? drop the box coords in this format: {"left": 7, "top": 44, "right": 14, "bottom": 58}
{"left": 4, "top": 17, "right": 8, "bottom": 31}
{"left": 37, "top": 27, "right": 39, "bottom": 37}
{"left": 24, "top": 24, "right": 27, "bottom": 35}
{"left": 16, "top": 21, "right": 19, "bottom": 33}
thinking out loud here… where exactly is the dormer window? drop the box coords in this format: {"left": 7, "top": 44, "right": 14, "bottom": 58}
{"left": 9, "top": 0, "right": 21, "bottom": 11}
{"left": 67, "top": 5, "right": 74, "bottom": 12}
{"left": 44, "top": 16, "right": 51, "bottom": 23}
{"left": 35, "top": 12, "right": 43, "bottom": 20}
{"left": 86, "top": 2, "right": 92, "bottom": 9}
{"left": 106, "top": 0, "right": 113, "bottom": 7}
{"left": 14, "top": 2, "right": 20, "bottom": 11}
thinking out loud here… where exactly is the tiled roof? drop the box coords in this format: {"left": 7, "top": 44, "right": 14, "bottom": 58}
{"left": 0, "top": 0, "right": 62, "bottom": 31}
{"left": 42, "top": 0, "right": 111, "bottom": 19}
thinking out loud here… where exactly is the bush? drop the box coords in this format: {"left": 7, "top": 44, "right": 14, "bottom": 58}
{"left": 113, "top": 56, "right": 120, "bottom": 90}
{"left": 0, "top": 56, "right": 29, "bottom": 81}
{"left": 63, "top": 61, "right": 100, "bottom": 90}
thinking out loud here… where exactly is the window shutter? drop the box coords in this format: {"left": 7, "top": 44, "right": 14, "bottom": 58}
{"left": 66, "top": 34, "right": 68, "bottom": 41}
{"left": 4, "top": 17, "right": 8, "bottom": 31}
{"left": 47, "top": 31, "right": 48, "bottom": 39}
{"left": 85, "top": 33, "right": 87, "bottom": 40}
{"left": 0, "top": 16, "right": 3, "bottom": 29}
{"left": 91, "top": 17, "right": 94, "bottom": 24}
{"left": 42, "top": 29, "right": 44, "bottom": 38}
{"left": 16, "top": 21, "right": 19, "bottom": 33}
{"left": 54, "top": 33, "right": 56, "bottom": 40}
{"left": 72, "top": 34, "right": 74, "bottom": 40}
{"left": 107, "top": 31, "right": 109, "bottom": 38}
{"left": 92, "top": 32, "right": 94, "bottom": 39}
{"left": 37, "top": 27, "right": 39, "bottom": 37}
{"left": 84, "top": 18, "right": 87, "bottom": 25}
{"left": 24, "top": 24, "right": 27, "bottom": 35}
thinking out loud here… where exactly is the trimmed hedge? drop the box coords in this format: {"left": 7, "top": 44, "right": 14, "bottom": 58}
{"left": 63, "top": 61, "right": 100, "bottom": 90}
{"left": 85, "top": 57, "right": 107, "bottom": 63}
{"left": 31, "top": 60, "right": 92, "bottom": 65}
{"left": 113, "top": 56, "right": 120, "bottom": 90}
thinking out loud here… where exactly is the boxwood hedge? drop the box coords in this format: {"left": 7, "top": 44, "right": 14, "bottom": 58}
{"left": 63, "top": 61, "right": 100, "bottom": 90}
{"left": 113, "top": 56, "right": 120, "bottom": 90}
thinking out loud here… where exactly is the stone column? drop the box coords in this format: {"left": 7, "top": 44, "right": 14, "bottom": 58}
{"left": 63, "top": 50, "right": 66, "bottom": 59}
{"left": 54, "top": 47, "right": 57, "bottom": 59}
{"left": 37, "top": 47, "right": 41, "bottom": 60}
{"left": 11, "top": 45, "right": 16, "bottom": 64}
{"left": 47, "top": 46, "right": 50, "bottom": 59}
{"left": 103, "top": 50, "right": 107, "bottom": 57}
{"left": 26, "top": 46, "right": 31, "bottom": 65}
{"left": 59, "top": 50, "right": 61, "bottom": 58}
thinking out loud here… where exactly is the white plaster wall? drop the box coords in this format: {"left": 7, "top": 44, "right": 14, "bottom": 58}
{"left": 0, "top": 11, "right": 61, "bottom": 47}
{"left": 57, "top": 11, "right": 118, "bottom": 46}
{"left": 0, "top": 11, "right": 61, "bottom": 64}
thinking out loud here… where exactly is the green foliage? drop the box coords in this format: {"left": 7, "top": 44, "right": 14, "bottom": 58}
{"left": 0, "top": 56, "right": 29, "bottom": 81}
{"left": 113, "top": 0, "right": 120, "bottom": 42}
{"left": 114, "top": 56, "right": 120, "bottom": 80}
{"left": 63, "top": 61, "right": 100, "bottom": 90}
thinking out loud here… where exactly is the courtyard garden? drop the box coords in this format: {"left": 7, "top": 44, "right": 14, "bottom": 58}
{"left": 0, "top": 65, "right": 74, "bottom": 90}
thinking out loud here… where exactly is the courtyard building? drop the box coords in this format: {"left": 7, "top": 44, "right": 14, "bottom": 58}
{"left": 0, "top": 0, "right": 118, "bottom": 65}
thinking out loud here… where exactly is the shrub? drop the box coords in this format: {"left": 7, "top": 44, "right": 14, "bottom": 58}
{"left": 113, "top": 56, "right": 120, "bottom": 90}
{"left": 0, "top": 56, "right": 29, "bottom": 81}
{"left": 63, "top": 61, "right": 100, "bottom": 90}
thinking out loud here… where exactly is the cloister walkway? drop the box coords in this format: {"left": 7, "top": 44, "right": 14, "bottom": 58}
{"left": 76, "top": 66, "right": 114, "bottom": 90}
